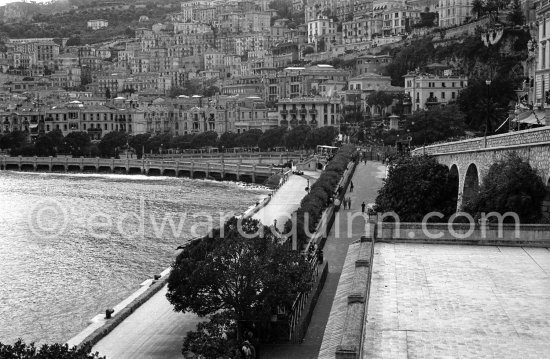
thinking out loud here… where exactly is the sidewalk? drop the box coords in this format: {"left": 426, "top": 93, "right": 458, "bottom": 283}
{"left": 89, "top": 173, "right": 318, "bottom": 359}
{"left": 261, "top": 161, "right": 386, "bottom": 359}
{"left": 253, "top": 171, "right": 320, "bottom": 231}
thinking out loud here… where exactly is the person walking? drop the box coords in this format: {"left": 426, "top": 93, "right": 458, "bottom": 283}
{"left": 350, "top": 181, "right": 354, "bottom": 192}
{"left": 361, "top": 201, "right": 366, "bottom": 213}
{"left": 348, "top": 196, "right": 352, "bottom": 210}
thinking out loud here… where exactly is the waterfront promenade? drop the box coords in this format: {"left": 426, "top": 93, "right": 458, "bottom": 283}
{"left": 88, "top": 172, "right": 317, "bottom": 359}
{"left": 262, "top": 161, "right": 387, "bottom": 359}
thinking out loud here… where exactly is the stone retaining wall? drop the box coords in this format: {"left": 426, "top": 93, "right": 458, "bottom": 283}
{"left": 377, "top": 222, "right": 550, "bottom": 247}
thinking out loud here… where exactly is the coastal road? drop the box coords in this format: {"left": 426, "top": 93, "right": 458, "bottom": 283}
{"left": 92, "top": 286, "right": 202, "bottom": 359}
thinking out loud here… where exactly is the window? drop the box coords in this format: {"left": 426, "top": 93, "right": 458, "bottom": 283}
{"left": 441, "top": 92, "right": 445, "bottom": 99}
{"left": 451, "top": 92, "right": 456, "bottom": 99}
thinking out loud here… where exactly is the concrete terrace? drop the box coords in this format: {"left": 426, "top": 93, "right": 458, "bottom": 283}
{"left": 363, "top": 244, "right": 550, "bottom": 358}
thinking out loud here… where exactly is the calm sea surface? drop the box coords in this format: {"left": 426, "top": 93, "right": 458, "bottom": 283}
{"left": 0, "top": 171, "right": 268, "bottom": 344}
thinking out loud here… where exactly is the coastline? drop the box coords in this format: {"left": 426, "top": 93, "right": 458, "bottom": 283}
{"left": 65, "top": 180, "right": 275, "bottom": 350}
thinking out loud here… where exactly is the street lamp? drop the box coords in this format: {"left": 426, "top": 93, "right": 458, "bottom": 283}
{"left": 485, "top": 79, "right": 491, "bottom": 147}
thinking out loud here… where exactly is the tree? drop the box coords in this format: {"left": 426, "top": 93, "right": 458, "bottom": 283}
{"left": 404, "top": 104, "right": 466, "bottom": 146}
{"left": 0, "top": 130, "right": 27, "bottom": 150}
{"left": 284, "top": 125, "right": 311, "bottom": 149}
{"left": 182, "top": 312, "right": 238, "bottom": 358}
{"left": 98, "top": 131, "right": 127, "bottom": 158}
{"left": 366, "top": 91, "right": 395, "bottom": 116}
{"left": 128, "top": 133, "right": 150, "bottom": 158}
{"left": 471, "top": 0, "right": 485, "bottom": 19}
{"left": 66, "top": 36, "right": 81, "bottom": 46}
{"left": 456, "top": 78, "right": 515, "bottom": 133}
{"left": 373, "top": 155, "right": 459, "bottom": 221}
{"left": 219, "top": 131, "right": 239, "bottom": 149}
{"left": 236, "top": 129, "right": 262, "bottom": 148}
{"left": 257, "top": 127, "right": 286, "bottom": 150}
{"left": 305, "top": 126, "right": 338, "bottom": 148}
{"left": 166, "top": 217, "right": 312, "bottom": 340}
{"left": 63, "top": 131, "right": 91, "bottom": 156}
{"left": 507, "top": 0, "right": 525, "bottom": 25}
{"left": 463, "top": 153, "right": 546, "bottom": 223}
{"left": 191, "top": 131, "right": 218, "bottom": 148}
{"left": 35, "top": 129, "right": 64, "bottom": 156}
{"left": 0, "top": 340, "right": 105, "bottom": 359}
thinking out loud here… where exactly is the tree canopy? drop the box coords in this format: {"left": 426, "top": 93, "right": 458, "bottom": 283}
{"left": 463, "top": 152, "right": 547, "bottom": 223}
{"left": 166, "top": 217, "right": 312, "bottom": 339}
{"left": 373, "top": 155, "right": 459, "bottom": 221}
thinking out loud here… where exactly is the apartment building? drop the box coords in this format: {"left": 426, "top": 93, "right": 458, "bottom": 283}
{"left": 404, "top": 71, "right": 468, "bottom": 110}
{"left": 277, "top": 96, "right": 342, "bottom": 128}
{"left": 438, "top": 0, "right": 472, "bottom": 27}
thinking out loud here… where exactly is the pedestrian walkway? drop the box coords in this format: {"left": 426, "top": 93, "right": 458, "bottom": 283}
{"left": 253, "top": 171, "right": 320, "bottom": 231}
{"left": 261, "top": 161, "right": 386, "bottom": 359}
{"left": 88, "top": 172, "right": 321, "bottom": 359}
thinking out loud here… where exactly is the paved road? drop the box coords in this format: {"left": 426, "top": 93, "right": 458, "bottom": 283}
{"left": 92, "top": 286, "right": 202, "bottom": 359}
{"left": 262, "top": 161, "right": 386, "bottom": 359}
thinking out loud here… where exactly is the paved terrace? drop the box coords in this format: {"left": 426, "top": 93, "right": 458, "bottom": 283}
{"left": 87, "top": 172, "right": 316, "bottom": 359}
{"left": 363, "top": 243, "right": 550, "bottom": 358}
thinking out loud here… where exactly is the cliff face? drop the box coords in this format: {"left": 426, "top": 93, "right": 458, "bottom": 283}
{"left": 0, "top": 2, "right": 41, "bottom": 23}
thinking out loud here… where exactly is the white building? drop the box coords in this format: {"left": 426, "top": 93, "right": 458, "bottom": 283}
{"left": 404, "top": 71, "right": 468, "bottom": 111}
{"left": 307, "top": 15, "right": 337, "bottom": 44}
{"left": 87, "top": 19, "right": 109, "bottom": 30}
{"left": 438, "top": 0, "right": 472, "bottom": 27}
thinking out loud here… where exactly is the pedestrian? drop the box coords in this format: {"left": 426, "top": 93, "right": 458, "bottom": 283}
{"left": 361, "top": 201, "right": 366, "bottom": 213}
{"left": 350, "top": 181, "right": 354, "bottom": 192}
{"left": 348, "top": 197, "right": 352, "bottom": 210}
{"left": 241, "top": 341, "right": 252, "bottom": 359}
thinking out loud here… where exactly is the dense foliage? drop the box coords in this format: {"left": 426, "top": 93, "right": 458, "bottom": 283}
{"left": 166, "top": 217, "right": 312, "bottom": 341}
{"left": 463, "top": 153, "right": 547, "bottom": 223}
{"left": 289, "top": 144, "right": 355, "bottom": 247}
{"left": 373, "top": 155, "right": 458, "bottom": 221}
{"left": 0, "top": 340, "right": 105, "bottom": 359}
{"left": 0, "top": 125, "right": 339, "bottom": 157}
{"left": 403, "top": 104, "right": 467, "bottom": 146}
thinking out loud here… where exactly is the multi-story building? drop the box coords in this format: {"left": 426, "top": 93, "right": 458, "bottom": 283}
{"left": 536, "top": 0, "right": 550, "bottom": 108}
{"left": 87, "top": 19, "right": 109, "bottom": 30}
{"left": 342, "top": 15, "right": 371, "bottom": 44}
{"left": 276, "top": 96, "right": 343, "bottom": 128}
{"left": 307, "top": 15, "right": 337, "bottom": 45}
{"left": 348, "top": 72, "right": 392, "bottom": 92}
{"left": 404, "top": 71, "right": 468, "bottom": 110}
{"left": 355, "top": 54, "right": 392, "bottom": 75}
{"left": 438, "top": 0, "right": 472, "bottom": 27}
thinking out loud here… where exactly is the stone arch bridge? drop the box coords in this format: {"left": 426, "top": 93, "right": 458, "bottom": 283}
{"left": 411, "top": 127, "right": 550, "bottom": 210}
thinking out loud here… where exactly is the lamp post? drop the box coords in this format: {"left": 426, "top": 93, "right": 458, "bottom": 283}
{"left": 485, "top": 79, "right": 491, "bottom": 148}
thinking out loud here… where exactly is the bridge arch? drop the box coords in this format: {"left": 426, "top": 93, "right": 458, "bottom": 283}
{"left": 448, "top": 164, "right": 459, "bottom": 210}
{"left": 462, "top": 163, "right": 480, "bottom": 208}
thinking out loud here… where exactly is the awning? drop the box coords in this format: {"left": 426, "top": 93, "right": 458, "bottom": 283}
{"left": 29, "top": 123, "right": 39, "bottom": 129}
{"left": 511, "top": 110, "right": 545, "bottom": 125}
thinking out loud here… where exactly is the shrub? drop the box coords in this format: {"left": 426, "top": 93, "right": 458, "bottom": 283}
{"left": 463, "top": 152, "right": 547, "bottom": 223}
{"left": 0, "top": 340, "right": 105, "bottom": 359}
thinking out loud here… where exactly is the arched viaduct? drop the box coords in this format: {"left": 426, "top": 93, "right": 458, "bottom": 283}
{"left": 412, "top": 127, "right": 550, "bottom": 211}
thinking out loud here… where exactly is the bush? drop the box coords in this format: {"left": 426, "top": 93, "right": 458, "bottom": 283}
{"left": 289, "top": 144, "right": 356, "bottom": 247}
{"left": 0, "top": 340, "right": 105, "bottom": 359}
{"left": 463, "top": 152, "right": 547, "bottom": 223}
